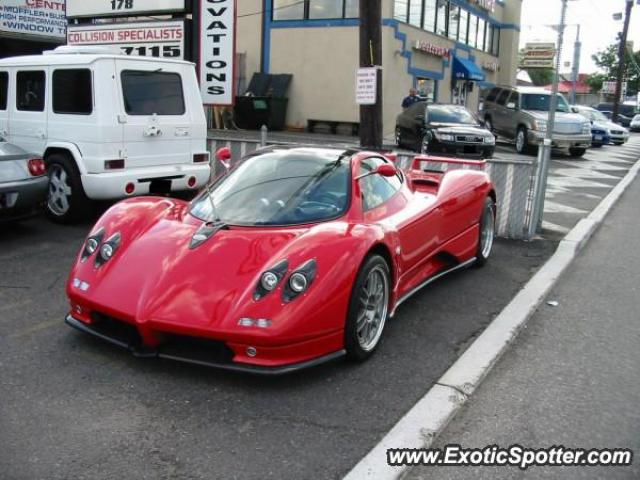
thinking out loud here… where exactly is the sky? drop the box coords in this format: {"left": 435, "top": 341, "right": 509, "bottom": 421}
{"left": 520, "top": 0, "right": 640, "bottom": 74}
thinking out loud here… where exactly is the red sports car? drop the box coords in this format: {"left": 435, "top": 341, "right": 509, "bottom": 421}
{"left": 65, "top": 146, "right": 495, "bottom": 374}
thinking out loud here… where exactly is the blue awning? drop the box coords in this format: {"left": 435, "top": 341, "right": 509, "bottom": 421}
{"left": 453, "top": 56, "right": 486, "bottom": 82}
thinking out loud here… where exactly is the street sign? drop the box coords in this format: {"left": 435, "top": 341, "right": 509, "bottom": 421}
{"left": 355, "top": 68, "right": 378, "bottom": 105}
{"left": 68, "top": 20, "right": 186, "bottom": 59}
{"left": 199, "top": 0, "right": 236, "bottom": 106}
{"left": 66, "top": 0, "right": 187, "bottom": 18}
{"left": 521, "top": 42, "right": 556, "bottom": 69}
{"left": 0, "top": 0, "right": 66, "bottom": 40}
{"left": 602, "top": 81, "right": 627, "bottom": 96}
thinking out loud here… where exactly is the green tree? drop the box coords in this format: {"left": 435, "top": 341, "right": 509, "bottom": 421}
{"left": 585, "top": 73, "right": 606, "bottom": 93}
{"left": 526, "top": 68, "right": 554, "bottom": 86}
{"left": 591, "top": 42, "right": 640, "bottom": 96}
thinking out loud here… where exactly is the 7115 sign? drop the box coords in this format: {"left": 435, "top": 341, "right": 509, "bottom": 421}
{"left": 111, "top": 0, "right": 134, "bottom": 10}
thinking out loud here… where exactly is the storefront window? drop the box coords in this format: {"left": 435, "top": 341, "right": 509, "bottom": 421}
{"left": 408, "top": 0, "right": 422, "bottom": 27}
{"left": 468, "top": 14, "right": 478, "bottom": 49}
{"left": 458, "top": 8, "right": 468, "bottom": 44}
{"left": 394, "top": 0, "right": 408, "bottom": 22}
{"left": 448, "top": 4, "right": 459, "bottom": 41}
{"left": 309, "top": 0, "right": 342, "bottom": 19}
{"left": 344, "top": 0, "right": 358, "bottom": 17}
{"left": 478, "top": 18, "right": 486, "bottom": 51}
{"left": 273, "top": 0, "right": 305, "bottom": 20}
{"left": 423, "top": 0, "right": 437, "bottom": 32}
{"left": 492, "top": 26, "right": 500, "bottom": 56}
{"left": 436, "top": 0, "right": 448, "bottom": 37}
{"left": 416, "top": 78, "right": 436, "bottom": 102}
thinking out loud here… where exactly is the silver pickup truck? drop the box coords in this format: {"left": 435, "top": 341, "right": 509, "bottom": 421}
{"left": 480, "top": 86, "right": 592, "bottom": 157}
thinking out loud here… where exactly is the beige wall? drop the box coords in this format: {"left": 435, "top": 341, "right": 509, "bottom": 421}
{"left": 234, "top": 0, "right": 522, "bottom": 133}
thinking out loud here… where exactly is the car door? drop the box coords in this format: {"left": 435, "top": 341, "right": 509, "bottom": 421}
{"left": 10, "top": 68, "right": 48, "bottom": 155}
{"left": 0, "top": 70, "right": 9, "bottom": 139}
{"left": 398, "top": 102, "right": 426, "bottom": 147}
{"left": 359, "top": 156, "right": 441, "bottom": 296}
{"left": 492, "top": 89, "right": 511, "bottom": 136}
{"left": 115, "top": 59, "right": 193, "bottom": 169}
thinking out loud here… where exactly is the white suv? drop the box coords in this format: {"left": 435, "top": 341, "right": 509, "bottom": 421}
{"left": 0, "top": 46, "right": 210, "bottom": 222}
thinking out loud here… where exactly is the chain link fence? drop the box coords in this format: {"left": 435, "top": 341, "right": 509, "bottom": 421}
{"left": 207, "top": 137, "right": 537, "bottom": 239}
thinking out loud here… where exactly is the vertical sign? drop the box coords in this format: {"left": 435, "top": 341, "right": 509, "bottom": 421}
{"left": 199, "top": 0, "right": 236, "bottom": 106}
{"left": 355, "top": 67, "right": 377, "bottom": 105}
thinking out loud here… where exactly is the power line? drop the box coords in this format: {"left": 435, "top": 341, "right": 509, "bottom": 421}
{"left": 237, "top": 0, "right": 305, "bottom": 19}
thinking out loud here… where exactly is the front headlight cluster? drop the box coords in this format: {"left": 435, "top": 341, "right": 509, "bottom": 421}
{"left": 582, "top": 122, "right": 591, "bottom": 134}
{"left": 484, "top": 135, "right": 496, "bottom": 145}
{"left": 81, "top": 227, "right": 121, "bottom": 266}
{"left": 435, "top": 132, "right": 455, "bottom": 142}
{"left": 254, "top": 259, "right": 317, "bottom": 303}
{"left": 533, "top": 119, "right": 548, "bottom": 132}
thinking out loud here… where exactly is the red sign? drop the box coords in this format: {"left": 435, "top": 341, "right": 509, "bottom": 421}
{"left": 414, "top": 40, "right": 451, "bottom": 59}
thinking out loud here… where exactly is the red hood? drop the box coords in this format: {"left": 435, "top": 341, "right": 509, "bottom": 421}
{"left": 69, "top": 198, "right": 316, "bottom": 329}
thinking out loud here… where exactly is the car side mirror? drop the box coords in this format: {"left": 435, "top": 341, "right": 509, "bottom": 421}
{"left": 215, "top": 147, "right": 232, "bottom": 171}
{"left": 376, "top": 164, "right": 398, "bottom": 177}
{"left": 506, "top": 102, "right": 516, "bottom": 110}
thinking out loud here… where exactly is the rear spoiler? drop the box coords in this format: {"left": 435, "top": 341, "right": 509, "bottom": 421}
{"left": 384, "top": 153, "right": 486, "bottom": 172}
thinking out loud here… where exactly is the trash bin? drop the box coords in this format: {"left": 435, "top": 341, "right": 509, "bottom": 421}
{"left": 233, "top": 73, "right": 292, "bottom": 131}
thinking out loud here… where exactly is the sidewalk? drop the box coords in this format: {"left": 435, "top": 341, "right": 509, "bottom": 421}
{"left": 407, "top": 172, "right": 640, "bottom": 478}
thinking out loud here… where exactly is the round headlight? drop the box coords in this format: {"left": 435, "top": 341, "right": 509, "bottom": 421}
{"left": 100, "top": 243, "right": 114, "bottom": 261}
{"left": 261, "top": 271, "right": 279, "bottom": 291}
{"left": 289, "top": 272, "right": 308, "bottom": 293}
{"left": 85, "top": 238, "right": 99, "bottom": 255}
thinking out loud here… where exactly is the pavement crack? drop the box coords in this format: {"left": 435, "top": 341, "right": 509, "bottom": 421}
{"left": 435, "top": 382, "right": 470, "bottom": 399}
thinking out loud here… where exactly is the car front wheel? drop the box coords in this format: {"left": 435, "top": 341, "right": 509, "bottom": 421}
{"left": 475, "top": 197, "right": 496, "bottom": 267}
{"left": 515, "top": 127, "right": 533, "bottom": 155}
{"left": 345, "top": 255, "right": 391, "bottom": 362}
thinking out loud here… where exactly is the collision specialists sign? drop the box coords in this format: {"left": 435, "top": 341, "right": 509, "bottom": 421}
{"left": 66, "top": 0, "right": 186, "bottom": 18}
{"left": 68, "top": 21, "right": 186, "bottom": 59}
{"left": 199, "top": 0, "right": 236, "bottom": 106}
{"left": 0, "top": 0, "right": 66, "bottom": 40}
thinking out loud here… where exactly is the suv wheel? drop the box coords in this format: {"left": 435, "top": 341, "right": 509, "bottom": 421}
{"left": 569, "top": 147, "right": 586, "bottom": 158}
{"left": 46, "top": 153, "right": 92, "bottom": 224}
{"left": 485, "top": 117, "right": 494, "bottom": 133}
{"left": 516, "top": 127, "right": 534, "bottom": 155}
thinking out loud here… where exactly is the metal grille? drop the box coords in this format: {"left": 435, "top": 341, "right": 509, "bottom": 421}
{"left": 553, "top": 123, "right": 582, "bottom": 134}
{"left": 456, "top": 135, "right": 484, "bottom": 143}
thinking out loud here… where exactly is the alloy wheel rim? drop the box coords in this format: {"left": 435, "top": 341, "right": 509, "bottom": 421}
{"left": 395, "top": 128, "right": 401, "bottom": 145}
{"left": 47, "top": 164, "right": 72, "bottom": 216}
{"left": 481, "top": 205, "right": 495, "bottom": 258}
{"left": 421, "top": 135, "right": 429, "bottom": 153}
{"left": 356, "top": 265, "right": 389, "bottom": 352}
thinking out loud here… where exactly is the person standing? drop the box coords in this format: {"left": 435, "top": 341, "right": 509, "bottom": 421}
{"left": 402, "top": 88, "right": 421, "bottom": 109}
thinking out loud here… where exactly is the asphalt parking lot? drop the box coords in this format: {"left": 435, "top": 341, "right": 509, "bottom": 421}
{"left": 1, "top": 137, "right": 638, "bottom": 480}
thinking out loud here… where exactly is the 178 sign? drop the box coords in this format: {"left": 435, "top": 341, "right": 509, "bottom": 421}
{"left": 199, "top": 0, "right": 236, "bottom": 106}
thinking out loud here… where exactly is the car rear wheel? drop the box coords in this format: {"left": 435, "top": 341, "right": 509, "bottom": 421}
{"left": 46, "top": 153, "right": 91, "bottom": 224}
{"left": 569, "top": 147, "right": 586, "bottom": 157}
{"left": 417, "top": 132, "right": 430, "bottom": 154}
{"left": 345, "top": 255, "right": 391, "bottom": 361}
{"left": 475, "top": 197, "right": 496, "bottom": 268}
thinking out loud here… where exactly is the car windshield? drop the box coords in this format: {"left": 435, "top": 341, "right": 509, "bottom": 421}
{"left": 521, "top": 94, "right": 570, "bottom": 113}
{"left": 633, "top": 114, "right": 640, "bottom": 121}
{"left": 189, "top": 149, "right": 351, "bottom": 226}
{"left": 427, "top": 105, "right": 477, "bottom": 125}
{"left": 577, "top": 108, "right": 608, "bottom": 123}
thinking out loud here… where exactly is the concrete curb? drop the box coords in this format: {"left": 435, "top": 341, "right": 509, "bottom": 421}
{"left": 344, "top": 158, "right": 640, "bottom": 480}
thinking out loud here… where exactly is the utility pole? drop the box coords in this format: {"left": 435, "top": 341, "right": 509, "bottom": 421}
{"left": 359, "top": 0, "right": 383, "bottom": 149}
{"left": 613, "top": 0, "right": 633, "bottom": 123}
{"left": 570, "top": 25, "right": 581, "bottom": 105}
{"left": 528, "top": 0, "right": 567, "bottom": 239}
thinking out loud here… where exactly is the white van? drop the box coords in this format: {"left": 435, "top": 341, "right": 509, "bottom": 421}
{"left": 0, "top": 46, "right": 210, "bottom": 222}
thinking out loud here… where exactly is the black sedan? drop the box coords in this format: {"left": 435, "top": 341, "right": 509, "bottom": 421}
{"left": 396, "top": 103, "right": 495, "bottom": 158}
{"left": 0, "top": 140, "right": 48, "bottom": 222}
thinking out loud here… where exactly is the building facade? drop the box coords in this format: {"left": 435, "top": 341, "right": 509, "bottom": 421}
{"left": 237, "top": 0, "right": 522, "bottom": 133}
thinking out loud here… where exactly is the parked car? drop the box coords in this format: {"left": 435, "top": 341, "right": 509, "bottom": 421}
{"left": 631, "top": 114, "right": 640, "bottom": 132}
{"left": 0, "top": 140, "right": 48, "bottom": 221}
{"left": 571, "top": 105, "right": 615, "bottom": 147}
{"left": 0, "top": 45, "right": 210, "bottom": 223}
{"left": 599, "top": 110, "right": 633, "bottom": 129}
{"left": 481, "top": 86, "right": 591, "bottom": 157}
{"left": 595, "top": 103, "right": 637, "bottom": 127}
{"left": 395, "top": 103, "right": 495, "bottom": 158}
{"left": 64, "top": 146, "right": 496, "bottom": 374}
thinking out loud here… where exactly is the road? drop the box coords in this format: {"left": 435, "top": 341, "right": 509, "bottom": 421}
{"left": 408, "top": 151, "right": 640, "bottom": 480}
{"left": 0, "top": 138, "right": 637, "bottom": 479}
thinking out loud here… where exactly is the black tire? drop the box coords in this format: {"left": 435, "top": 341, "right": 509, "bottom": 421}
{"left": 569, "top": 147, "right": 586, "bottom": 157}
{"left": 345, "top": 254, "right": 391, "bottom": 362}
{"left": 45, "top": 153, "right": 92, "bottom": 224}
{"left": 515, "top": 126, "right": 535, "bottom": 155}
{"left": 416, "top": 131, "right": 430, "bottom": 154}
{"left": 475, "top": 197, "right": 496, "bottom": 268}
{"left": 592, "top": 143, "right": 603, "bottom": 148}
{"left": 395, "top": 126, "right": 403, "bottom": 148}
{"left": 484, "top": 116, "right": 494, "bottom": 133}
